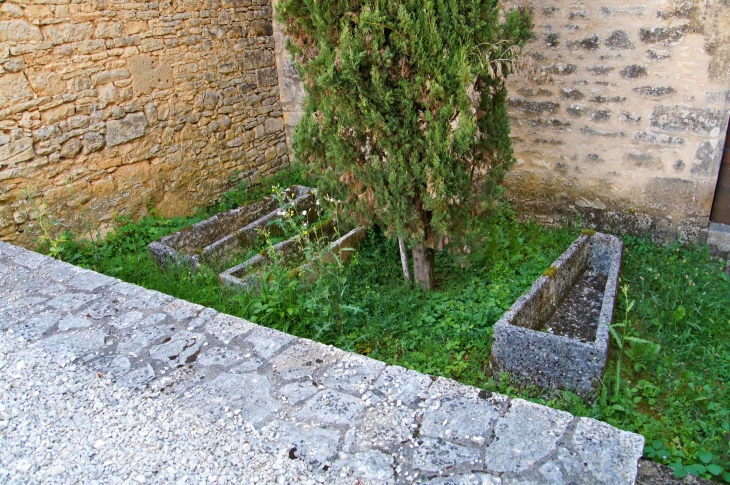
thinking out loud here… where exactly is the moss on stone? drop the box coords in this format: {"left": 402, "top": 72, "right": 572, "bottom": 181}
{"left": 542, "top": 266, "right": 558, "bottom": 278}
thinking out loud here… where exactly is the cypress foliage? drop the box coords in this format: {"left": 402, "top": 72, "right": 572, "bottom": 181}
{"left": 277, "top": 0, "right": 531, "bottom": 289}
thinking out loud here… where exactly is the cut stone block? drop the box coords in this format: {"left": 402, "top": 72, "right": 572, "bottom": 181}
{"left": 116, "top": 325, "right": 172, "bottom": 356}
{"left": 88, "top": 355, "right": 132, "bottom": 379}
{"left": 428, "top": 473, "right": 501, "bottom": 485}
{"left": 244, "top": 325, "right": 294, "bottom": 359}
{"left": 0, "top": 297, "right": 48, "bottom": 329}
{"left": 230, "top": 357, "right": 264, "bottom": 374}
{"left": 118, "top": 364, "right": 155, "bottom": 389}
{"left": 373, "top": 365, "right": 432, "bottom": 406}
{"left": 197, "top": 346, "right": 243, "bottom": 367}
{"left": 490, "top": 232, "right": 623, "bottom": 397}
{"left": 420, "top": 377, "right": 508, "bottom": 446}
{"left": 186, "top": 373, "right": 276, "bottom": 425}
{"left": 354, "top": 401, "right": 416, "bottom": 452}
{"left": 47, "top": 293, "right": 100, "bottom": 312}
{"left": 412, "top": 437, "right": 482, "bottom": 473}
{"left": 320, "top": 352, "right": 385, "bottom": 393}
{"left": 269, "top": 339, "right": 342, "bottom": 380}
{"left": 297, "top": 389, "right": 366, "bottom": 425}
{"left": 330, "top": 451, "right": 395, "bottom": 484}
{"left": 149, "top": 330, "right": 205, "bottom": 366}
{"left": 12, "top": 312, "right": 61, "bottom": 340}
{"left": 278, "top": 381, "right": 319, "bottom": 405}
{"left": 204, "top": 313, "right": 255, "bottom": 343}
{"left": 105, "top": 113, "right": 148, "bottom": 147}
{"left": 58, "top": 314, "right": 93, "bottom": 331}
{"left": 147, "top": 185, "right": 314, "bottom": 268}
{"left": 568, "top": 417, "right": 646, "bottom": 484}
{"left": 701, "top": 221, "right": 730, "bottom": 258}
{"left": 273, "top": 420, "right": 341, "bottom": 466}
{"left": 483, "top": 399, "right": 573, "bottom": 474}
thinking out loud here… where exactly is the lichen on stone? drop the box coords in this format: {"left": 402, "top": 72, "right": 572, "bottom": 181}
{"left": 542, "top": 266, "right": 558, "bottom": 278}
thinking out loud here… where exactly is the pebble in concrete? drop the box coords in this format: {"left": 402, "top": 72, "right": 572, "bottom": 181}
{"left": 0, "top": 241, "right": 645, "bottom": 484}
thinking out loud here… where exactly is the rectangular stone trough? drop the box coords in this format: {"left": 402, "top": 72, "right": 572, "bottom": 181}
{"left": 147, "top": 185, "right": 314, "bottom": 268}
{"left": 220, "top": 220, "right": 367, "bottom": 291}
{"left": 490, "top": 231, "right": 623, "bottom": 397}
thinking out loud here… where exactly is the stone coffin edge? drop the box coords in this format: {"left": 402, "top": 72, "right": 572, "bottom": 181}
{"left": 491, "top": 232, "right": 623, "bottom": 394}
{"left": 202, "top": 188, "right": 316, "bottom": 264}
{"left": 219, "top": 226, "right": 367, "bottom": 291}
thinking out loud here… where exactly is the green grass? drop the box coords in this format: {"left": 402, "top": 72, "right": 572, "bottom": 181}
{"left": 41, "top": 166, "right": 730, "bottom": 483}
{"left": 328, "top": 219, "right": 577, "bottom": 383}
{"left": 607, "top": 239, "right": 730, "bottom": 481}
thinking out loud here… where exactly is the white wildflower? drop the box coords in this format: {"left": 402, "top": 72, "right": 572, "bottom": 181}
{"left": 302, "top": 210, "right": 307, "bottom": 216}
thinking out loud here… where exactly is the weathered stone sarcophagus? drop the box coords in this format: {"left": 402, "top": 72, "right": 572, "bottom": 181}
{"left": 490, "top": 231, "right": 623, "bottom": 397}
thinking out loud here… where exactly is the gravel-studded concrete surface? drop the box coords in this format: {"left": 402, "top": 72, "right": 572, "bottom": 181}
{"left": 0, "top": 241, "right": 645, "bottom": 484}
{"left": 0, "top": 330, "right": 341, "bottom": 485}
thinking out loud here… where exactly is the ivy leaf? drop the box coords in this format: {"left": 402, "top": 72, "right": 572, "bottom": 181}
{"left": 698, "top": 451, "right": 713, "bottom": 464}
{"left": 706, "top": 464, "right": 724, "bottom": 476}
{"left": 670, "top": 462, "right": 688, "bottom": 478}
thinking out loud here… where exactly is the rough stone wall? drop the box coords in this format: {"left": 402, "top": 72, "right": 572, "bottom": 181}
{"left": 0, "top": 0, "right": 289, "bottom": 246}
{"left": 501, "top": 0, "right": 730, "bottom": 242}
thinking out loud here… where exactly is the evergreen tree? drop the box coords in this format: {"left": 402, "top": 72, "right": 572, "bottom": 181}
{"left": 277, "top": 0, "right": 531, "bottom": 289}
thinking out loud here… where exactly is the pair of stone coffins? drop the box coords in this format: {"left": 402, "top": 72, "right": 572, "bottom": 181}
{"left": 147, "top": 186, "right": 366, "bottom": 291}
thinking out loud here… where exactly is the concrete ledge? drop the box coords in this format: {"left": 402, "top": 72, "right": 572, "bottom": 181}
{"left": 699, "top": 221, "right": 730, "bottom": 259}
{"left": 0, "top": 241, "right": 644, "bottom": 483}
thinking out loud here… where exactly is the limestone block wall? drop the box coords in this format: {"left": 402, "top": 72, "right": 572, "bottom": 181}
{"left": 0, "top": 0, "right": 289, "bottom": 246}
{"left": 501, "top": 0, "right": 730, "bottom": 241}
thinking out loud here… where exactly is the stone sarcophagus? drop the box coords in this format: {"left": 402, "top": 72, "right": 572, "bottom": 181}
{"left": 219, "top": 221, "right": 367, "bottom": 291}
{"left": 147, "top": 186, "right": 314, "bottom": 268}
{"left": 490, "top": 232, "right": 623, "bottom": 397}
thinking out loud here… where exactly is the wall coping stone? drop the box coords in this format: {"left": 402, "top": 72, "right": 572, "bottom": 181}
{"left": 0, "top": 241, "right": 644, "bottom": 483}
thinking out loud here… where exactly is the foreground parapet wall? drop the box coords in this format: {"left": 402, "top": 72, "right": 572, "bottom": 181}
{"left": 0, "top": 0, "right": 289, "bottom": 246}
{"left": 0, "top": 241, "right": 644, "bottom": 483}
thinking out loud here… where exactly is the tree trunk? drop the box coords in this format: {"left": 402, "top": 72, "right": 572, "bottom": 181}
{"left": 412, "top": 243, "right": 434, "bottom": 291}
{"left": 398, "top": 237, "right": 412, "bottom": 283}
